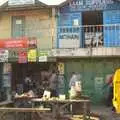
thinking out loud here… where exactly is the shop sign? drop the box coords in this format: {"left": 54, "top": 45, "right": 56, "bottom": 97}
{"left": 0, "top": 37, "right": 28, "bottom": 48}
{"left": 57, "top": 63, "right": 64, "bottom": 75}
{"left": 28, "top": 49, "right": 37, "bottom": 62}
{"left": 39, "top": 51, "right": 49, "bottom": 62}
{"left": 58, "top": 33, "right": 80, "bottom": 48}
{"left": 18, "top": 51, "right": 27, "bottom": 63}
{"left": 0, "top": 49, "right": 8, "bottom": 62}
{"left": 69, "top": 0, "right": 114, "bottom": 11}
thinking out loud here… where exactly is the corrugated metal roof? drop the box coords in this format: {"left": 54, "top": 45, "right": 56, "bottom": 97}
{"left": 39, "top": 0, "right": 66, "bottom": 5}
{"left": 0, "top": 0, "right": 67, "bottom": 6}
{"left": 0, "top": 0, "right": 8, "bottom": 6}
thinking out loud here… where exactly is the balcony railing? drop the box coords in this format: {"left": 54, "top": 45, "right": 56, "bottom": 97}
{"left": 0, "top": 24, "right": 120, "bottom": 57}
{"left": 57, "top": 24, "right": 120, "bottom": 48}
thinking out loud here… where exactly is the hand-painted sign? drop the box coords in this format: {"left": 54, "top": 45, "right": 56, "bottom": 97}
{"left": 0, "top": 50, "right": 8, "bottom": 62}
{"left": 0, "top": 37, "right": 28, "bottom": 48}
{"left": 58, "top": 33, "right": 80, "bottom": 48}
{"left": 18, "top": 51, "right": 27, "bottom": 63}
{"left": 0, "top": 37, "right": 37, "bottom": 48}
{"left": 28, "top": 49, "right": 37, "bottom": 62}
{"left": 69, "top": 0, "right": 115, "bottom": 11}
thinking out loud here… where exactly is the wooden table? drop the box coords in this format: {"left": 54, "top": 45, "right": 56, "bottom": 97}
{"left": 14, "top": 97, "right": 37, "bottom": 108}
{"left": 31, "top": 98, "right": 91, "bottom": 120}
{"left": 0, "top": 107, "right": 51, "bottom": 120}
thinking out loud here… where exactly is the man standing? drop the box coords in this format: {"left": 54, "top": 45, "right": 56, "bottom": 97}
{"left": 49, "top": 70, "right": 58, "bottom": 97}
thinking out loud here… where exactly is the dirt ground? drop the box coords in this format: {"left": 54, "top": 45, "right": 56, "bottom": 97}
{"left": 0, "top": 105, "right": 120, "bottom": 120}
{"left": 91, "top": 105, "right": 120, "bottom": 120}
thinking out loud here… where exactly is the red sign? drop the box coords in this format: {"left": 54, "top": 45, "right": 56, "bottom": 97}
{"left": 18, "top": 51, "right": 27, "bottom": 63}
{"left": 0, "top": 37, "right": 37, "bottom": 48}
{"left": 0, "top": 37, "right": 28, "bottom": 48}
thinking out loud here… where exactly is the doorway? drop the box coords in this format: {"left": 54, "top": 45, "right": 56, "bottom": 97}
{"left": 82, "top": 11, "right": 103, "bottom": 48}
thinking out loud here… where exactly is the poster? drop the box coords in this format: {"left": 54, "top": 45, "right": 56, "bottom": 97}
{"left": 94, "top": 77, "right": 104, "bottom": 91}
{"left": 28, "top": 49, "right": 37, "bottom": 62}
{"left": 39, "top": 51, "right": 49, "bottom": 62}
{"left": 18, "top": 51, "right": 27, "bottom": 63}
{"left": 0, "top": 49, "right": 8, "bottom": 62}
{"left": 57, "top": 63, "right": 64, "bottom": 75}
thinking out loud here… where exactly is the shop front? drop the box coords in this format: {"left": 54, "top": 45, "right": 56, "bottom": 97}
{"left": 58, "top": 57, "right": 120, "bottom": 105}
{"left": 0, "top": 37, "right": 57, "bottom": 102}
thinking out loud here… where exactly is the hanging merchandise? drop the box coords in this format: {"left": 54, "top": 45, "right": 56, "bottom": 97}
{"left": 18, "top": 50, "right": 27, "bottom": 63}
{"left": 8, "top": 50, "right": 18, "bottom": 62}
{"left": 28, "top": 49, "right": 37, "bottom": 62}
{"left": 3, "top": 63, "right": 12, "bottom": 73}
{"left": 0, "top": 49, "right": 8, "bottom": 62}
{"left": 3, "top": 63, "right": 12, "bottom": 101}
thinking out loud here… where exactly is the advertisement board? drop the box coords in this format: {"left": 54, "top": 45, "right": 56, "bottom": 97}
{"left": 28, "top": 49, "right": 37, "bottom": 62}
{"left": 0, "top": 50, "right": 8, "bottom": 62}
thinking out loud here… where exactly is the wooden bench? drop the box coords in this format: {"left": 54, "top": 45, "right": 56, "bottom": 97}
{"left": 0, "top": 107, "right": 51, "bottom": 120}
{"left": 0, "top": 101, "right": 13, "bottom": 107}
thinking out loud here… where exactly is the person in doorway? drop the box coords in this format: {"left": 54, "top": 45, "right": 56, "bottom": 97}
{"left": 23, "top": 74, "right": 33, "bottom": 93}
{"left": 49, "top": 70, "right": 58, "bottom": 97}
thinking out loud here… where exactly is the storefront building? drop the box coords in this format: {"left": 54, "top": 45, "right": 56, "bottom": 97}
{"left": 56, "top": 0, "right": 120, "bottom": 104}
{"left": 0, "top": 0, "right": 57, "bottom": 102}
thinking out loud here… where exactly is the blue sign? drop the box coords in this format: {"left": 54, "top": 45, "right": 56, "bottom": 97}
{"left": 60, "top": 0, "right": 120, "bottom": 12}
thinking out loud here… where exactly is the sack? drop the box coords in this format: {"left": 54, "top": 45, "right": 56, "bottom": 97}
{"left": 69, "top": 86, "right": 76, "bottom": 99}
{"left": 43, "top": 90, "right": 51, "bottom": 99}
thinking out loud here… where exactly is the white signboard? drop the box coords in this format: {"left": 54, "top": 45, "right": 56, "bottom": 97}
{"left": 39, "top": 56, "right": 47, "bottom": 62}
{"left": 8, "top": 0, "right": 35, "bottom": 6}
{"left": 0, "top": 50, "right": 8, "bottom": 62}
{"left": 59, "top": 33, "right": 80, "bottom": 48}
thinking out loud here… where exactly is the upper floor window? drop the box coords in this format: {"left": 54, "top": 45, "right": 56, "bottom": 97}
{"left": 12, "top": 16, "right": 25, "bottom": 38}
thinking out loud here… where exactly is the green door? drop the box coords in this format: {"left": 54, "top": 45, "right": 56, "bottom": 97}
{"left": 12, "top": 16, "right": 25, "bottom": 38}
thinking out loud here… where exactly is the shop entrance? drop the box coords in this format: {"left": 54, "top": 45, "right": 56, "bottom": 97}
{"left": 11, "top": 62, "right": 57, "bottom": 97}
{"left": 82, "top": 11, "right": 103, "bottom": 47}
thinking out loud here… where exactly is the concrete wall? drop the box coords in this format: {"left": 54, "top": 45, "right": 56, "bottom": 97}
{"left": 0, "top": 12, "right": 11, "bottom": 39}
{"left": 0, "top": 8, "right": 56, "bottom": 49}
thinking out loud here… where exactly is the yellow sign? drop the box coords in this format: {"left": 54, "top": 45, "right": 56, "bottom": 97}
{"left": 58, "top": 63, "right": 64, "bottom": 75}
{"left": 28, "top": 49, "right": 37, "bottom": 62}
{"left": 113, "top": 69, "right": 120, "bottom": 113}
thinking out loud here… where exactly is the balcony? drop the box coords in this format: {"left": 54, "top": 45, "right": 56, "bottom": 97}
{"left": 56, "top": 24, "right": 120, "bottom": 57}
{"left": 0, "top": 24, "right": 120, "bottom": 58}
